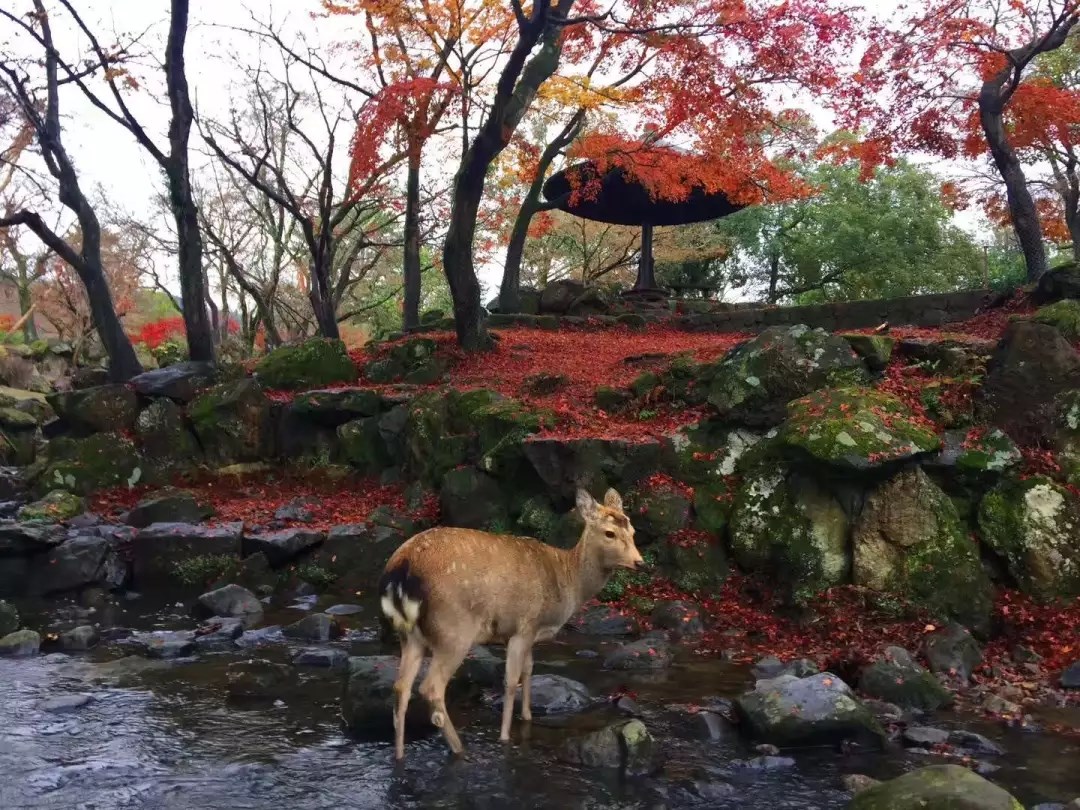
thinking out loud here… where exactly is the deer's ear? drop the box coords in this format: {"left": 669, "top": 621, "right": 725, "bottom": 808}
{"left": 603, "top": 488, "right": 623, "bottom": 511}
{"left": 576, "top": 488, "right": 599, "bottom": 519}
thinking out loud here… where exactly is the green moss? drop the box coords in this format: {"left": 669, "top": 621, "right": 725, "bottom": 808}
{"left": 1032, "top": 298, "right": 1080, "bottom": 341}
{"left": 18, "top": 490, "right": 85, "bottom": 522}
{"left": 841, "top": 334, "right": 895, "bottom": 370}
{"left": 0, "top": 406, "right": 38, "bottom": 430}
{"left": 978, "top": 476, "right": 1080, "bottom": 598}
{"left": 286, "top": 562, "right": 338, "bottom": 590}
{"left": 953, "top": 428, "right": 1021, "bottom": 474}
{"left": 188, "top": 379, "right": 270, "bottom": 464}
{"left": 630, "top": 372, "right": 660, "bottom": 398}
{"left": 780, "top": 386, "right": 941, "bottom": 470}
{"left": 594, "top": 386, "right": 634, "bottom": 413}
{"left": 337, "top": 417, "right": 391, "bottom": 473}
{"left": 255, "top": 338, "right": 358, "bottom": 390}
{"left": 172, "top": 554, "right": 242, "bottom": 587}
{"left": 40, "top": 433, "right": 142, "bottom": 496}
{"left": 692, "top": 482, "right": 732, "bottom": 534}
{"left": 661, "top": 540, "right": 728, "bottom": 594}
{"left": 850, "top": 765, "right": 1024, "bottom": 810}
{"left": 729, "top": 469, "right": 848, "bottom": 605}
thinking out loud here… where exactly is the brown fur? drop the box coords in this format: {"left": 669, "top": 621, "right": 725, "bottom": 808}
{"left": 380, "top": 487, "right": 643, "bottom": 759}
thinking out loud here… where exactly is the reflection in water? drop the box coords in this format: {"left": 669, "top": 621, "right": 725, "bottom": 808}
{"left": 2, "top": 594, "right": 1079, "bottom": 809}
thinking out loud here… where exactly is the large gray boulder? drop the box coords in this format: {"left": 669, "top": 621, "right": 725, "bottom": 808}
{"left": 849, "top": 764, "right": 1023, "bottom": 810}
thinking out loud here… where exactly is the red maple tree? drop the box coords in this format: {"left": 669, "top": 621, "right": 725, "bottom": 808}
{"left": 857, "top": 0, "right": 1080, "bottom": 280}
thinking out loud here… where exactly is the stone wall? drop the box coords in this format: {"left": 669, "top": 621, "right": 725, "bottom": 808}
{"left": 674, "top": 289, "right": 1002, "bottom": 333}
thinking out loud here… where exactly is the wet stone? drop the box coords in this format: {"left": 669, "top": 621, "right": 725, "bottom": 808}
{"left": 59, "top": 625, "right": 99, "bottom": 651}
{"left": 236, "top": 626, "right": 285, "bottom": 648}
{"left": 1062, "top": 660, "right": 1080, "bottom": 689}
{"left": 494, "top": 674, "right": 591, "bottom": 715}
{"left": 567, "top": 604, "right": 640, "bottom": 636}
{"left": 292, "top": 648, "right": 348, "bottom": 669}
{"left": 603, "top": 637, "right": 672, "bottom": 670}
{"left": 130, "top": 630, "right": 195, "bottom": 659}
{"left": 194, "top": 584, "right": 263, "bottom": 620}
{"left": 323, "top": 604, "right": 363, "bottom": 616}
{"left": 948, "top": 729, "right": 1005, "bottom": 756}
{"left": 903, "top": 726, "right": 950, "bottom": 747}
{"left": 283, "top": 613, "right": 342, "bottom": 642}
{"left": 42, "top": 693, "right": 93, "bottom": 713}
{"left": 193, "top": 617, "right": 245, "bottom": 651}
{"left": 557, "top": 719, "right": 661, "bottom": 775}
{"left": 0, "top": 628, "right": 40, "bottom": 656}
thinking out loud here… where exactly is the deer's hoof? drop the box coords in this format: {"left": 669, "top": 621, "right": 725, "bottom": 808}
{"left": 431, "top": 710, "right": 446, "bottom": 728}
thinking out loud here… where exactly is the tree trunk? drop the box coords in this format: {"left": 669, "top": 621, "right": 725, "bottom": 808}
{"left": 78, "top": 230, "right": 142, "bottom": 382}
{"left": 499, "top": 196, "right": 537, "bottom": 313}
{"left": 633, "top": 224, "right": 656, "bottom": 290}
{"left": 1065, "top": 162, "right": 1080, "bottom": 263}
{"left": 165, "top": 0, "right": 215, "bottom": 362}
{"left": 441, "top": 1, "right": 574, "bottom": 350}
{"left": 402, "top": 151, "right": 422, "bottom": 330}
{"left": 980, "top": 81, "right": 1048, "bottom": 282}
{"left": 767, "top": 252, "right": 781, "bottom": 303}
{"left": 443, "top": 160, "right": 489, "bottom": 350}
{"left": 15, "top": 255, "right": 38, "bottom": 340}
{"left": 308, "top": 257, "right": 340, "bottom": 339}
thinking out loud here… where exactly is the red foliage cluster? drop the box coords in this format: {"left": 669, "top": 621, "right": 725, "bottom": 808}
{"left": 638, "top": 472, "right": 694, "bottom": 500}
{"left": 871, "top": 357, "right": 943, "bottom": 432}
{"left": 0, "top": 314, "right": 17, "bottom": 333}
{"left": 88, "top": 472, "right": 437, "bottom": 532}
{"left": 982, "top": 591, "right": 1080, "bottom": 686}
{"left": 609, "top": 572, "right": 1079, "bottom": 700}
{"left": 130, "top": 316, "right": 186, "bottom": 349}
{"left": 359, "top": 324, "right": 749, "bottom": 441}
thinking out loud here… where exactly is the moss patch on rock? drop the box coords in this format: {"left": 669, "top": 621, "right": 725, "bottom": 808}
{"left": 849, "top": 764, "right": 1023, "bottom": 810}
{"left": 363, "top": 337, "right": 445, "bottom": 384}
{"left": 18, "top": 490, "right": 86, "bottom": 522}
{"left": 853, "top": 468, "right": 992, "bottom": 632}
{"left": 1032, "top": 298, "right": 1080, "bottom": 341}
{"left": 39, "top": 433, "right": 143, "bottom": 496}
{"left": 729, "top": 468, "right": 849, "bottom": 605}
{"left": 188, "top": 378, "right": 271, "bottom": 465}
{"left": 978, "top": 476, "right": 1080, "bottom": 599}
{"left": 255, "top": 338, "right": 358, "bottom": 390}
{"left": 779, "top": 387, "right": 941, "bottom": 471}
{"left": 841, "top": 334, "right": 895, "bottom": 371}
{"left": 693, "top": 325, "right": 869, "bottom": 426}
{"left": 46, "top": 384, "right": 138, "bottom": 434}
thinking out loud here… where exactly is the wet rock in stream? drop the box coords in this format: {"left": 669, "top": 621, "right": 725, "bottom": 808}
{"left": 735, "top": 672, "right": 886, "bottom": 748}
{"left": 849, "top": 764, "right": 1022, "bottom": 809}
{"left": 194, "top": 583, "right": 264, "bottom": 620}
{"left": 492, "top": 674, "right": 592, "bottom": 715}
{"left": 59, "top": 625, "right": 99, "bottom": 651}
{"left": 557, "top": 719, "right": 662, "bottom": 775}
{"left": 0, "top": 628, "right": 41, "bottom": 656}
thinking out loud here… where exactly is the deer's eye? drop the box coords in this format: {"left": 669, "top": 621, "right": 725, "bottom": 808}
{"left": 604, "top": 530, "right": 616, "bottom": 538}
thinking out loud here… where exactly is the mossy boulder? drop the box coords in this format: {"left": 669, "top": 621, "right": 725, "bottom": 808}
{"left": 853, "top": 468, "right": 993, "bottom": 632}
{"left": 470, "top": 396, "right": 545, "bottom": 476}
{"left": 780, "top": 387, "right": 941, "bottom": 471}
{"left": 188, "top": 378, "right": 271, "bottom": 465}
{"left": 439, "top": 466, "right": 508, "bottom": 530}
{"left": 337, "top": 417, "right": 392, "bottom": 474}
{"left": 658, "top": 535, "right": 728, "bottom": 593}
{"left": 696, "top": 325, "right": 868, "bottom": 426}
{"left": 735, "top": 672, "right": 885, "bottom": 748}
{"left": 841, "top": 334, "right": 895, "bottom": 372}
{"left": 978, "top": 476, "right": 1080, "bottom": 599}
{"left": 858, "top": 649, "right": 954, "bottom": 711}
{"left": 625, "top": 479, "right": 692, "bottom": 543}
{"left": 729, "top": 468, "right": 849, "bottom": 604}
{"left": 134, "top": 399, "right": 201, "bottom": 470}
{"left": 39, "top": 433, "right": 143, "bottom": 496}
{"left": 930, "top": 427, "right": 1021, "bottom": 478}
{"left": 523, "top": 436, "right": 667, "bottom": 502}
{"left": 0, "top": 405, "right": 40, "bottom": 431}
{"left": 1032, "top": 298, "right": 1080, "bottom": 341}
{"left": 1053, "top": 390, "right": 1080, "bottom": 486}
{"left": 46, "top": 384, "right": 138, "bottom": 434}
{"left": 254, "top": 337, "right": 358, "bottom": 390}
{"left": 18, "top": 490, "right": 86, "bottom": 523}
{"left": 977, "top": 321, "right": 1080, "bottom": 445}
{"left": 594, "top": 385, "right": 634, "bottom": 413}
{"left": 0, "top": 600, "right": 17, "bottom": 636}
{"left": 402, "top": 392, "right": 473, "bottom": 484}
{"left": 290, "top": 388, "right": 384, "bottom": 425}
{"left": 363, "top": 337, "right": 444, "bottom": 385}
{"left": 692, "top": 480, "right": 734, "bottom": 534}
{"left": 849, "top": 765, "right": 1023, "bottom": 810}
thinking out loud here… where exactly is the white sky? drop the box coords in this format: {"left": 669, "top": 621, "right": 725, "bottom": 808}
{"left": 3, "top": 0, "right": 993, "bottom": 300}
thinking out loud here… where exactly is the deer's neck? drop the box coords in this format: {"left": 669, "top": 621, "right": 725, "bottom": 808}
{"left": 564, "top": 537, "right": 611, "bottom": 608}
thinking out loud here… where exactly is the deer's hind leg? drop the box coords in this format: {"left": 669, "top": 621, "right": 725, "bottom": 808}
{"left": 419, "top": 635, "right": 472, "bottom": 756}
{"left": 392, "top": 633, "right": 425, "bottom": 760}
{"left": 500, "top": 634, "right": 534, "bottom": 741}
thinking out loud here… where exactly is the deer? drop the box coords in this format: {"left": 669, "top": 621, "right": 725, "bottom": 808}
{"left": 378, "top": 486, "right": 644, "bottom": 760}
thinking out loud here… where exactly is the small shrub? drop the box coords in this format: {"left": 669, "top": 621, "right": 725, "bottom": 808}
{"left": 151, "top": 338, "right": 187, "bottom": 368}
{"left": 285, "top": 563, "right": 338, "bottom": 590}
{"left": 172, "top": 554, "right": 241, "bottom": 587}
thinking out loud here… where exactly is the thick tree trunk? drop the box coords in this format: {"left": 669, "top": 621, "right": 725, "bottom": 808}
{"left": 441, "top": 0, "right": 574, "bottom": 350}
{"left": 77, "top": 228, "right": 142, "bottom": 381}
{"left": 499, "top": 197, "right": 537, "bottom": 313}
{"left": 308, "top": 257, "right": 340, "bottom": 339}
{"left": 443, "top": 161, "right": 489, "bottom": 350}
{"left": 980, "top": 82, "right": 1048, "bottom": 282}
{"left": 633, "top": 224, "right": 656, "bottom": 290}
{"left": 166, "top": 0, "right": 215, "bottom": 362}
{"left": 402, "top": 151, "right": 422, "bottom": 330}
{"left": 1065, "top": 167, "right": 1080, "bottom": 263}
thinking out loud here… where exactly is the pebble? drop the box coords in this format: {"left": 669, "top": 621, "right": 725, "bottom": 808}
{"left": 42, "top": 694, "right": 93, "bottom": 713}
{"left": 902, "top": 726, "right": 950, "bottom": 747}
{"left": 323, "top": 604, "right": 363, "bottom": 616}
